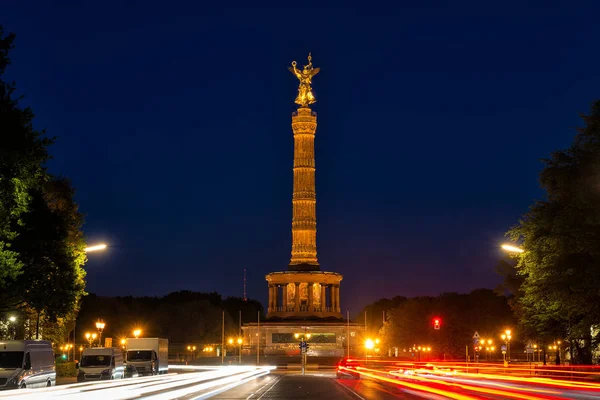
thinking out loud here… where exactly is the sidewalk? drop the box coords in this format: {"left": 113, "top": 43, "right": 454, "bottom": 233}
{"left": 56, "top": 377, "right": 77, "bottom": 386}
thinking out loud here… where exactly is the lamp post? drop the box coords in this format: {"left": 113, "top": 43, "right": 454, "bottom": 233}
{"left": 365, "top": 338, "right": 375, "bottom": 363}
{"left": 66, "top": 344, "right": 73, "bottom": 361}
{"left": 501, "top": 329, "right": 512, "bottom": 366}
{"left": 8, "top": 316, "right": 16, "bottom": 339}
{"left": 187, "top": 345, "right": 197, "bottom": 363}
{"left": 228, "top": 338, "right": 234, "bottom": 357}
{"left": 95, "top": 320, "right": 105, "bottom": 347}
{"left": 85, "top": 332, "right": 97, "bottom": 347}
{"left": 237, "top": 338, "right": 243, "bottom": 364}
{"left": 121, "top": 339, "right": 126, "bottom": 349}
{"left": 79, "top": 346, "right": 83, "bottom": 360}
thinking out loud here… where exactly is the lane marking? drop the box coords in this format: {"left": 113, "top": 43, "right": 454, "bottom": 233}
{"left": 253, "top": 376, "right": 281, "bottom": 400}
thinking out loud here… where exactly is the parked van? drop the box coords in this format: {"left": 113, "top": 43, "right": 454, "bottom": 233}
{"left": 77, "top": 347, "right": 125, "bottom": 382}
{"left": 0, "top": 340, "right": 56, "bottom": 390}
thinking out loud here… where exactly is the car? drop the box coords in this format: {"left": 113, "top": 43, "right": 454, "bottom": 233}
{"left": 124, "top": 364, "right": 139, "bottom": 379}
{"left": 336, "top": 358, "right": 361, "bottom": 379}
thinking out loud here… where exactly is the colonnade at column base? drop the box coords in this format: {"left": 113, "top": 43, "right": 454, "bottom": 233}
{"left": 265, "top": 270, "right": 343, "bottom": 320}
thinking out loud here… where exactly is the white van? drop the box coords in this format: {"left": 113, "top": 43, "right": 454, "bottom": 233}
{"left": 77, "top": 347, "right": 124, "bottom": 382}
{"left": 0, "top": 340, "right": 56, "bottom": 390}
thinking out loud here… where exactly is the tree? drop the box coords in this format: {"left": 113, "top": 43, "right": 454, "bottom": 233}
{"left": 507, "top": 100, "right": 600, "bottom": 364}
{"left": 13, "top": 179, "right": 86, "bottom": 321}
{"left": 355, "top": 296, "right": 407, "bottom": 336}
{"left": 0, "top": 26, "right": 53, "bottom": 296}
{"left": 0, "top": 28, "right": 85, "bottom": 340}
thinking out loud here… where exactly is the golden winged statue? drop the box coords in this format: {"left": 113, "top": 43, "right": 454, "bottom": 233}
{"left": 289, "top": 53, "right": 320, "bottom": 106}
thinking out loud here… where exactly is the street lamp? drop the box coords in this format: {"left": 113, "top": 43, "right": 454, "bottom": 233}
{"left": 237, "top": 338, "right": 243, "bottom": 364}
{"left": 187, "top": 345, "right": 197, "bottom": 362}
{"left": 95, "top": 320, "right": 105, "bottom": 347}
{"left": 85, "top": 243, "right": 107, "bottom": 252}
{"left": 121, "top": 339, "right": 126, "bottom": 349}
{"left": 8, "top": 316, "right": 16, "bottom": 339}
{"left": 85, "top": 332, "right": 97, "bottom": 347}
{"left": 501, "top": 329, "right": 512, "bottom": 366}
{"left": 501, "top": 244, "right": 524, "bottom": 253}
{"left": 133, "top": 329, "right": 142, "bottom": 339}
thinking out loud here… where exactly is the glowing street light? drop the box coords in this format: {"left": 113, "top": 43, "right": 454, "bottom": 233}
{"left": 365, "top": 339, "right": 375, "bottom": 350}
{"left": 95, "top": 320, "right": 105, "bottom": 347}
{"left": 85, "top": 243, "right": 107, "bottom": 252}
{"left": 501, "top": 244, "right": 524, "bottom": 253}
{"left": 501, "top": 329, "right": 512, "bottom": 366}
{"left": 237, "top": 338, "right": 243, "bottom": 364}
{"left": 121, "top": 339, "right": 126, "bottom": 349}
{"left": 85, "top": 332, "right": 97, "bottom": 347}
{"left": 133, "top": 329, "right": 142, "bottom": 339}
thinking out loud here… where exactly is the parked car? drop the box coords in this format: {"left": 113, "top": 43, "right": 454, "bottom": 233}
{"left": 0, "top": 340, "right": 56, "bottom": 390}
{"left": 336, "top": 358, "right": 361, "bottom": 379}
{"left": 124, "top": 364, "right": 139, "bottom": 379}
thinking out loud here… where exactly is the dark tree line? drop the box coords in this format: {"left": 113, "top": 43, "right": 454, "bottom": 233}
{"left": 375, "top": 289, "right": 515, "bottom": 359}
{"left": 75, "top": 291, "right": 264, "bottom": 345}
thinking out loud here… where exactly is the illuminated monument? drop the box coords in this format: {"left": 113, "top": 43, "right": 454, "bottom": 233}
{"left": 265, "top": 54, "right": 343, "bottom": 319}
{"left": 242, "top": 55, "right": 364, "bottom": 358}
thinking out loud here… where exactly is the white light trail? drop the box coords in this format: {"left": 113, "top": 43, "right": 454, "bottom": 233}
{"left": 0, "top": 366, "right": 275, "bottom": 400}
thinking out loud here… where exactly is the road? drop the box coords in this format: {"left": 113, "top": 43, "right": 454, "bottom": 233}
{"left": 211, "top": 373, "right": 422, "bottom": 399}
{"left": 4, "top": 364, "right": 600, "bottom": 399}
{"left": 214, "top": 366, "right": 600, "bottom": 400}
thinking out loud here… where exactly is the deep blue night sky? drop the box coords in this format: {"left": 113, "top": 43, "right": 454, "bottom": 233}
{"left": 3, "top": 2, "right": 600, "bottom": 314}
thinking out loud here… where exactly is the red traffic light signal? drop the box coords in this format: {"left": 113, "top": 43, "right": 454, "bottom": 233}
{"left": 433, "top": 318, "right": 441, "bottom": 330}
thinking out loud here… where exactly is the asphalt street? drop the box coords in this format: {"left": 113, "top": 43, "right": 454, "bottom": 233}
{"left": 212, "top": 373, "right": 423, "bottom": 400}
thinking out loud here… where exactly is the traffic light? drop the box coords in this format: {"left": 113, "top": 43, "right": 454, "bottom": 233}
{"left": 433, "top": 318, "right": 441, "bottom": 330}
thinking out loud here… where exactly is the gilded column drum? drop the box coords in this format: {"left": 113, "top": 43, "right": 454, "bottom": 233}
{"left": 290, "top": 107, "right": 319, "bottom": 267}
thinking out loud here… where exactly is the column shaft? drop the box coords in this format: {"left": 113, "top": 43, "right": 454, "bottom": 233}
{"left": 335, "top": 285, "right": 340, "bottom": 312}
{"left": 308, "top": 283, "right": 314, "bottom": 312}
{"left": 273, "top": 286, "right": 278, "bottom": 310}
{"left": 320, "top": 285, "right": 326, "bottom": 312}
{"left": 290, "top": 108, "right": 319, "bottom": 268}
{"left": 294, "top": 283, "right": 300, "bottom": 312}
{"left": 332, "top": 286, "right": 337, "bottom": 311}
{"left": 268, "top": 286, "right": 273, "bottom": 311}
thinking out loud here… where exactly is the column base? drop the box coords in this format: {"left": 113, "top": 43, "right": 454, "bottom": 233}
{"left": 288, "top": 263, "right": 320, "bottom": 271}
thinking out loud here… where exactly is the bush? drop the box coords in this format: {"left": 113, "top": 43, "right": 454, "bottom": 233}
{"left": 55, "top": 361, "right": 77, "bottom": 377}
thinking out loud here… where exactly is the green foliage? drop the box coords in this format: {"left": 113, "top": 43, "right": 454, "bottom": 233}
{"left": 0, "top": 26, "right": 53, "bottom": 292}
{"left": 0, "top": 26, "right": 86, "bottom": 328}
{"left": 380, "top": 289, "right": 515, "bottom": 359}
{"left": 10, "top": 179, "right": 87, "bottom": 320}
{"left": 55, "top": 361, "right": 77, "bottom": 378}
{"left": 507, "top": 100, "right": 600, "bottom": 364}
